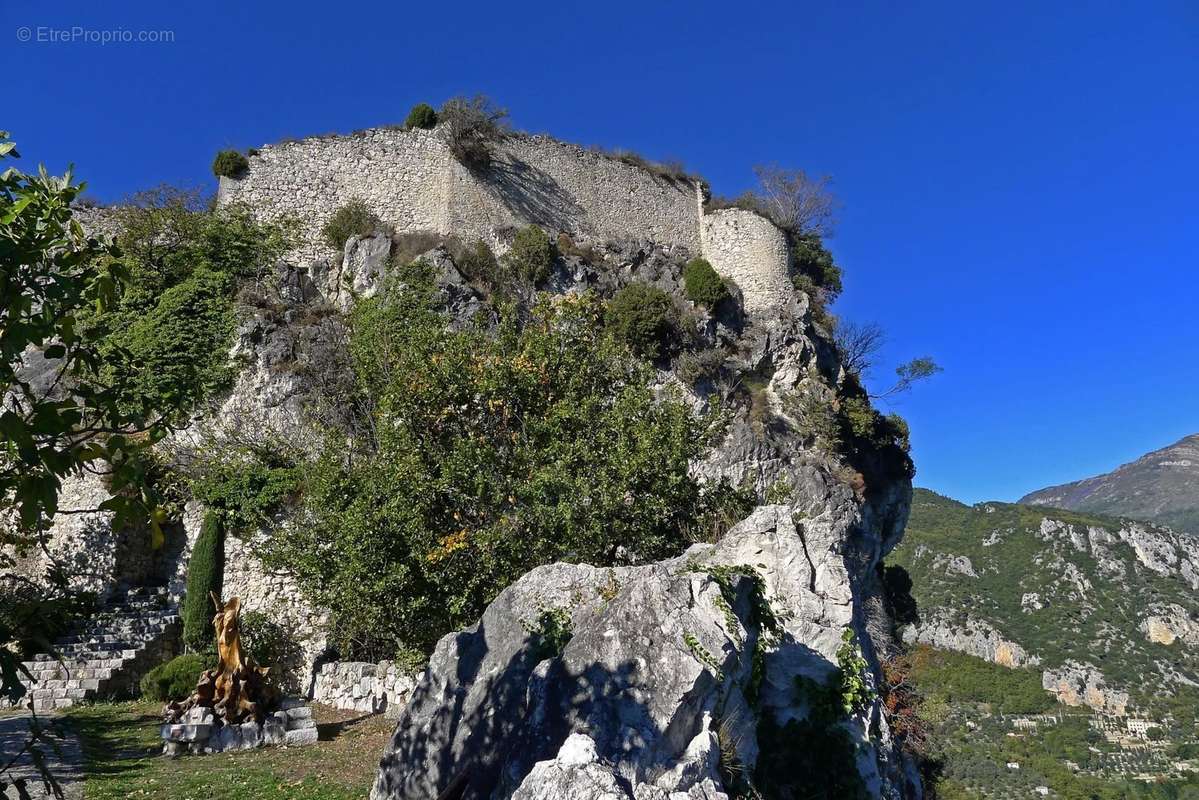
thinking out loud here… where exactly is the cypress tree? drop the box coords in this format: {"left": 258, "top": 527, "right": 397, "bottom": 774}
{"left": 182, "top": 511, "right": 225, "bottom": 652}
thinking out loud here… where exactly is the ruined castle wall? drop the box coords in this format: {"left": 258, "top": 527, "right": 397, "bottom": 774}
{"left": 442, "top": 136, "right": 704, "bottom": 253}
{"left": 219, "top": 126, "right": 793, "bottom": 316}
{"left": 218, "top": 128, "right": 452, "bottom": 263}
{"left": 700, "top": 208, "right": 793, "bottom": 316}
{"left": 219, "top": 130, "right": 703, "bottom": 262}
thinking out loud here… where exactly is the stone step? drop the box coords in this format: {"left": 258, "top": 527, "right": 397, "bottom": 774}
{"left": 16, "top": 586, "right": 181, "bottom": 711}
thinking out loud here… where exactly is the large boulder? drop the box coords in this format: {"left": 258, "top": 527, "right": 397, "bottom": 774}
{"left": 372, "top": 503, "right": 915, "bottom": 800}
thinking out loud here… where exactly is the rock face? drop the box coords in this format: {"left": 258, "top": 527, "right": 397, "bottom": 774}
{"left": 1041, "top": 662, "right": 1129, "bottom": 716}
{"left": 373, "top": 505, "right": 913, "bottom": 800}
{"left": 1021, "top": 433, "right": 1199, "bottom": 536}
{"left": 900, "top": 611, "right": 1037, "bottom": 668}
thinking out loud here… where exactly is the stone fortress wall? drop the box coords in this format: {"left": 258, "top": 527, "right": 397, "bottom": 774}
{"left": 218, "top": 127, "right": 793, "bottom": 315}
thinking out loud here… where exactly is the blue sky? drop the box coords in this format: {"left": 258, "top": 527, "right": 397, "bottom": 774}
{"left": 5, "top": 0, "right": 1197, "bottom": 503}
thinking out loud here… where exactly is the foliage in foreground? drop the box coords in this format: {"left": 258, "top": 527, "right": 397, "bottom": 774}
{"left": 0, "top": 133, "right": 183, "bottom": 733}
{"left": 264, "top": 274, "right": 733, "bottom": 658}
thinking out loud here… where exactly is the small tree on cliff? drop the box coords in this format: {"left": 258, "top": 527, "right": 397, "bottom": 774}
{"left": 439, "top": 95, "right": 509, "bottom": 170}
{"left": 747, "top": 164, "right": 838, "bottom": 239}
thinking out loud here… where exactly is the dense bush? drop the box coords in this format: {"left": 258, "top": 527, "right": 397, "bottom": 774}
{"left": 682, "top": 258, "right": 729, "bottom": 308}
{"left": 211, "top": 150, "right": 249, "bottom": 179}
{"left": 264, "top": 278, "right": 733, "bottom": 657}
{"left": 190, "top": 450, "right": 300, "bottom": 533}
{"left": 182, "top": 512, "right": 225, "bottom": 652}
{"left": 102, "top": 269, "right": 235, "bottom": 417}
{"left": 839, "top": 394, "right": 912, "bottom": 457}
{"left": 403, "top": 102, "right": 438, "bottom": 130}
{"left": 83, "top": 191, "right": 292, "bottom": 421}
{"left": 391, "top": 230, "right": 447, "bottom": 267}
{"left": 674, "top": 347, "right": 726, "bottom": 386}
{"left": 439, "top": 95, "right": 509, "bottom": 169}
{"left": 139, "top": 653, "right": 210, "bottom": 701}
{"left": 450, "top": 238, "right": 500, "bottom": 286}
{"left": 605, "top": 283, "right": 682, "bottom": 361}
{"left": 791, "top": 233, "right": 843, "bottom": 301}
{"left": 504, "top": 226, "right": 556, "bottom": 285}
{"left": 321, "top": 199, "right": 380, "bottom": 251}
{"left": 907, "top": 645, "right": 1056, "bottom": 715}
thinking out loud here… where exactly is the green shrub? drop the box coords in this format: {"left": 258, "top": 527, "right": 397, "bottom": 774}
{"left": 504, "top": 226, "right": 556, "bottom": 285}
{"left": 403, "top": 103, "right": 438, "bottom": 130}
{"left": 87, "top": 194, "right": 292, "bottom": 422}
{"left": 263, "top": 286, "right": 733, "bottom": 658}
{"left": 839, "top": 395, "right": 911, "bottom": 454}
{"left": 682, "top": 258, "right": 729, "bottom": 308}
{"left": 322, "top": 200, "right": 380, "bottom": 251}
{"left": 451, "top": 238, "right": 500, "bottom": 287}
{"left": 605, "top": 283, "right": 681, "bottom": 360}
{"left": 211, "top": 150, "right": 249, "bottom": 179}
{"left": 101, "top": 269, "right": 236, "bottom": 417}
{"left": 524, "top": 606, "right": 573, "bottom": 661}
{"left": 675, "top": 348, "right": 726, "bottom": 386}
{"left": 191, "top": 451, "right": 300, "bottom": 533}
{"left": 139, "top": 653, "right": 210, "bottom": 701}
{"left": 182, "top": 512, "right": 225, "bottom": 652}
{"left": 791, "top": 233, "right": 842, "bottom": 300}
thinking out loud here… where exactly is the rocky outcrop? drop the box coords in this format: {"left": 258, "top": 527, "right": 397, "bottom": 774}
{"left": 1041, "top": 662, "right": 1128, "bottom": 715}
{"left": 901, "top": 611, "right": 1037, "bottom": 668}
{"left": 372, "top": 503, "right": 913, "bottom": 800}
{"left": 1140, "top": 604, "right": 1199, "bottom": 646}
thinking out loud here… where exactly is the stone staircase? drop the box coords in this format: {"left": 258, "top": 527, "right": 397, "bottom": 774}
{"left": 17, "top": 586, "right": 180, "bottom": 713}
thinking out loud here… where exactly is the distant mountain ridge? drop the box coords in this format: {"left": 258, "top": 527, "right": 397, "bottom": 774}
{"left": 1020, "top": 433, "right": 1199, "bottom": 535}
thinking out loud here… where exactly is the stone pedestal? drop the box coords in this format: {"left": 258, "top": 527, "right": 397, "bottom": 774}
{"left": 160, "top": 699, "right": 318, "bottom": 755}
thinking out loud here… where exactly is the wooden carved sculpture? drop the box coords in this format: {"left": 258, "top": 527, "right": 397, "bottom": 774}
{"left": 164, "top": 594, "right": 278, "bottom": 724}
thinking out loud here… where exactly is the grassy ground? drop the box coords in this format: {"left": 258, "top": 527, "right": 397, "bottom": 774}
{"left": 65, "top": 700, "right": 392, "bottom": 800}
